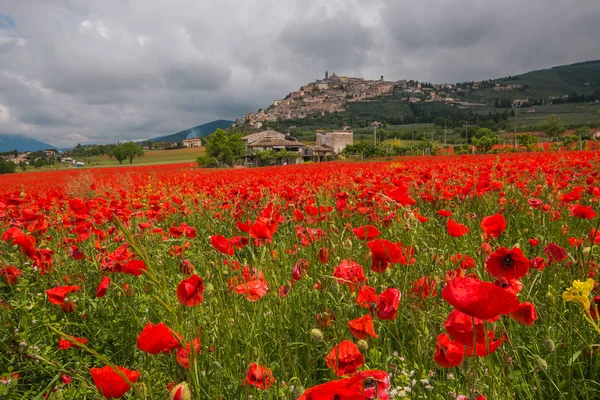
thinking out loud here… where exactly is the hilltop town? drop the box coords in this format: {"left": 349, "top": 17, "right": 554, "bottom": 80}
{"left": 238, "top": 71, "right": 534, "bottom": 127}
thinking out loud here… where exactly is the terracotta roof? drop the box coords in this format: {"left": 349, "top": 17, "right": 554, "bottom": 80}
{"left": 308, "top": 145, "right": 334, "bottom": 152}
{"left": 242, "top": 130, "right": 284, "bottom": 141}
{"left": 247, "top": 138, "right": 305, "bottom": 148}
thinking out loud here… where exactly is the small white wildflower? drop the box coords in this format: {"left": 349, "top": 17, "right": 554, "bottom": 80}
{"left": 425, "top": 385, "right": 433, "bottom": 390}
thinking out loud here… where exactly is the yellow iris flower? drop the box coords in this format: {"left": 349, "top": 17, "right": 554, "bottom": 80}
{"left": 562, "top": 278, "right": 595, "bottom": 310}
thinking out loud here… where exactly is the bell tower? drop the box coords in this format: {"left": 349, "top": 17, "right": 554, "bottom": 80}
{"left": 325, "top": 70, "right": 329, "bottom": 80}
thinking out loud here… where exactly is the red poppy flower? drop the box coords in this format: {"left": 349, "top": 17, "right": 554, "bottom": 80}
{"left": 450, "top": 254, "right": 476, "bottom": 269}
{"left": 356, "top": 285, "right": 378, "bottom": 309}
{"left": 529, "top": 257, "right": 546, "bottom": 271}
{"left": 61, "top": 301, "right": 76, "bottom": 313}
{"left": 480, "top": 214, "right": 506, "bottom": 238}
{"left": 367, "top": 239, "right": 412, "bottom": 272}
{"left": 0, "top": 266, "right": 22, "bottom": 284}
{"left": 249, "top": 220, "right": 278, "bottom": 242}
{"left": 210, "top": 235, "right": 234, "bottom": 256}
{"left": 333, "top": 260, "right": 367, "bottom": 292}
{"left": 348, "top": 315, "right": 378, "bottom": 340}
{"left": 444, "top": 309, "right": 496, "bottom": 346}
{"left": 386, "top": 186, "right": 417, "bottom": 206}
{"left": 570, "top": 204, "right": 596, "bottom": 219}
{"left": 90, "top": 365, "right": 140, "bottom": 399}
{"left": 411, "top": 276, "right": 437, "bottom": 298}
{"left": 376, "top": 288, "right": 401, "bottom": 320}
{"left": 176, "top": 275, "right": 205, "bottom": 306}
{"left": 123, "top": 260, "right": 147, "bottom": 276}
{"left": 434, "top": 333, "right": 464, "bottom": 368}
{"left": 59, "top": 335, "right": 88, "bottom": 350}
{"left": 325, "top": 340, "right": 365, "bottom": 376}
{"left": 438, "top": 209, "right": 452, "bottom": 217}
{"left": 485, "top": 247, "right": 530, "bottom": 280}
{"left": 96, "top": 276, "right": 110, "bottom": 298}
{"left": 235, "top": 278, "right": 269, "bottom": 302}
{"left": 527, "top": 198, "right": 543, "bottom": 209}
{"left": 591, "top": 229, "right": 600, "bottom": 245}
{"left": 493, "top": 278, "right": 523, "bottom": 295}
{"left": 544, "top": 243, "right": 568, "bottom": 263}
{"left": 442, "top": 277, "right": 520, "bottom": 320}
{"left": 447, "top": 219, "right": 469, "bottom": 237}
{"left": 136, "top": 322, "right": 181, "bottom": 354}
{"left": 529, "top": 238, "right": 539, "bottom": 247}
{"left": 465, "top": 331, "right": 507, "bottom": 357}
{"left": 243, "top": 363, "right": 275, "bottom": 390}
{"left": 352, "top": 225, "right": 381, "bottom": 240}
{"left": 318, "top": 247, "right": 330, "bottom": 264}
{"left": 510, "top": 302, "right": 538, "bottom": 326}
{"left": 291, "top": 259, "right": 309, "bottom": 281}
{"left": 298, "top": 370, "right": 390, "bottom": 399}
{"left": 176, "top": 338, "right": 201, "bottom": 369}
{"left": 46, "top": 285, "right": 81, "bottom": 305}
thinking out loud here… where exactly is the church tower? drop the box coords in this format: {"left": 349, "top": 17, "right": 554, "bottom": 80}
{"left": 325, "top": 70, "right": 329, "bottom": 80}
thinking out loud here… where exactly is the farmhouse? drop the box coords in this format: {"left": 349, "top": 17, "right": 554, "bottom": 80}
{"left": 182, "top": 138, "right": 202, "bottom": 148}
{"left": 243, "top": 130, "right": 305, "bottom": 166}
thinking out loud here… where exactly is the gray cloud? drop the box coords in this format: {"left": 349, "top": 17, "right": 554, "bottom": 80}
{"left": 0, "top": 1, "right": 599, "bottom": 147}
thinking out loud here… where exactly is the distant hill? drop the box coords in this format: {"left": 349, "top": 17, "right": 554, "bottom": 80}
{"left": 253, "top": 60, "right": 600, "bottom": 130}
{"left": 0, "top": 134, "right": 57, "bottom": 152}
{"left": 149, "top": 120, "right": 234, "bottom": 143}
{"left": 497, "top": 60, "right": 600, "bottom": 97}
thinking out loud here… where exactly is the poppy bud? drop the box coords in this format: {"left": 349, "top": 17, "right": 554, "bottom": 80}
{"left": 169, "top": 382, "right": 191, "bottom": 400}
{"left": 583, "top": 247, "right": 591, "bottom": 256}
{"left": 487, "top": 322, "right": 497, "bottom": 331}
{"left": 544, "top": 339, "right": 556, "bottom": 353}
{"left": 310, "top": 328, "right": 323, "bottom": 342}
{"left": 514, "top": 243, "right": 521, "bottom": 249}
{"left": 545, "top": 292, "right": 556, "bottom": 305}
{"left": 357, "top": 340, "right": 369, "bottom": 353}
{"left": 343, "top": 239, "right": 353, "bottom": 249}
{"left": 204, "top": 282, "right": 214, "bottom": 298}
{"left": 536, "top": 357, "right": 548, "bottom": 371}
{"left": 290, "top": 384, "right": 304, "bottom": 398}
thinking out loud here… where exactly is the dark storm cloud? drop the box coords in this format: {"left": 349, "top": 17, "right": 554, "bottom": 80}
{"left": 0, "top": 0, "right": 599, "bottom": 147}
{"left": 278, "top": 10, "right": 376, "bottom": 70}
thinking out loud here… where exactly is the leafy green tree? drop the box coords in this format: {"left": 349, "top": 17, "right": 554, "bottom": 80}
{"left": 539, "top": 115, "right": 565, "bottom": 141}
{"left": 562, "top": 135, "right": 578, "bottom": 150}
{"left": 204, "top": 129, "right": 245, "bottom": 167}
{"left": 0, "top": 159, "right": 16, "bottom": 174}
{"left": 517, "top": 134, "right": 537, "bottom": 151}
{"left": 111, "top": 142, "right": 144, "bottom": 164}
{"left": 471, "top": 128, "right": 499, "bottom": 153}
{"left": 196, "top": 155, "right": 218, "bottom": 168}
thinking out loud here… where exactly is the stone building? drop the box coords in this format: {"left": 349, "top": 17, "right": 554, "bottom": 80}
{"left": 182, "top": 138, "right": 202, "bottom": 148}
{"left": 315, "top": 130, "right": 353, "bottom": 154}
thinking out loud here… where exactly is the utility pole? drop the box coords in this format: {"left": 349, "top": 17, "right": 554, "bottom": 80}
{"left": 513, "top": 100, "right": 518, "bottom": 150}
{"left": 444, "top": 124, "right": 447, "bottom": 146}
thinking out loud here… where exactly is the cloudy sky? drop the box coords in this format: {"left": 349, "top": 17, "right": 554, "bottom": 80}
{"left": 1, "top": 1, "right": 599, "bottom": 147}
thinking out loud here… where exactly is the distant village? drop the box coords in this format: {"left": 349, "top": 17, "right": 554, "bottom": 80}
{"left": 236, "top": 71, "right": 532, "bottom": 128}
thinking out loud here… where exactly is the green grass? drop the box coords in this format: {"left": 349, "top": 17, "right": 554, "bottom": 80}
{"left": 65, "top": 148, "right": 205, "bottom": 168}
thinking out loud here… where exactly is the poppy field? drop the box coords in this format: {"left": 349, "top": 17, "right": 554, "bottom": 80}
{"left": 1, "top": 151, "right": 600, "bottom": 399}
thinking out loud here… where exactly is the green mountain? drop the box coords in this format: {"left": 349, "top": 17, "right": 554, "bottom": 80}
{"left": 497, "top": 60, "right": 600, "bottom": 97}
{"left": 149, "top": 119, "right": 233, "bottom": 143}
